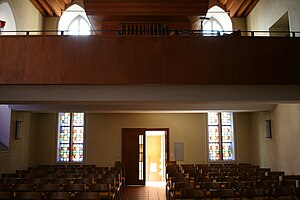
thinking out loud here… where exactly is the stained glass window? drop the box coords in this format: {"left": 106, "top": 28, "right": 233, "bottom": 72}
{"left": 58, "top": 112, "right": 84, "bottom": 162}
{"left": 208, "top": 112, "right": 235, "bottom": 161}
{"left": 139, "top": 134, "right": 144, "bottom": 180}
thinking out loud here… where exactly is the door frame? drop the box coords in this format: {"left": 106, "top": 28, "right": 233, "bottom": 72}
{"left": 122, "top": 128, "right": 169, "bottom": 185}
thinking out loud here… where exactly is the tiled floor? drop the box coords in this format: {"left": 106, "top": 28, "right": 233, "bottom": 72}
{"left": 122, "top": 182, "right": 167, "bottom": 200}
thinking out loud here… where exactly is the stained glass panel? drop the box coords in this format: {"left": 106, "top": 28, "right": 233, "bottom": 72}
{"left": 72, "top": 113, "right": 84, "bottom": 126}
{"left": 59, "top": 113, "right": 71, "bottom": 126}
{"left": 72, "top": 127, "right": 84, "bottom": 143}
{"left": 208, "top": 112, "right": 219, "bottom": 125}
{"left": 58, "top": 112, "right": 84, "bottom": 163}
{"left": 139, "top": 134, "right": 144, "bottom": 180}
{"left": 72, "top": 144, "right": 84, "bottom": 162}
{"left": 208, "top": 112, "right": 234, "bottom": 161}
{"left": 208, "top": 126, "right": 219, "bottom": 142}
{"left": 59, "top": 127, "right": 70, "bottom": 143}
{"left": 222, "top": 142, "right": 233, "bottom": 160}
{"left": 222, "top": 126, "right": 232, "bottom": 142}
{"left": 209, "top": 143, "right": 220, "bottom": 161}
{"left": 58, "top": 143, "right": 70, "bottom": 162}
{"left": 221, "top": 112, "right": 232, "bottom": 125}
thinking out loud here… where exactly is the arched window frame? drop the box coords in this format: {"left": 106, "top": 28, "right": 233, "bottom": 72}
{"left": 202, "top": 17, "right": 224, "bottom": 35}
{"left": 67, "top": 15, "right": 91, "bottom": 35}
{"left": 58, "top": 4, "right": 91, "bottom": 35}
{"left": 199, "top": 6, "right": 232, "bottom": 36}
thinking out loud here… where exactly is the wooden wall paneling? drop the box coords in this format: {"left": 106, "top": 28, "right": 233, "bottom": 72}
{"left": 84, "top": 1, "right": 209, "bottom": 16}
{"left": 1, "top": 36, "right": 300, "bottom": 84}
{"left": 37, "top": 0, "right": 54, "bottom": 16}
{"left": 30, "top": 0, "right": 47, "bottom": 16}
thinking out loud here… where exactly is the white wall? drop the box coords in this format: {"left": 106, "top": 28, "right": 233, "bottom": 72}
{"left": 250, "top": 104, "right": 300, "bottom": 175}
{"left": 0, "top": 0, "right": 43, "bottom": 32}
{"left": 247, "top": 0, "right": 300, "bottom": 31}
{"left": 0, "top": 1, "right": 16, "bottom": 33}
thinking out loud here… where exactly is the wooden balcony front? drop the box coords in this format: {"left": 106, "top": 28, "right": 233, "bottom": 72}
{"left": 0, "top": 34, "right": 299, "bottom": 85}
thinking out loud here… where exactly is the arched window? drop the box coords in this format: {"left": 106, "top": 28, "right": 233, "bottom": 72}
{"left": 0, "top": 1, "right": 17, "bottom": 35}
{"left": 200, "top": 6, "right": 232, "bottom": 36}
{"left": 203, "top": 17, "right": 223, "bottom": 34}
{"left": 58, "top": 4, "right": 91, "bottom": 35}
{"left": 68, "top": 16, "right": 90, "bottom": 35}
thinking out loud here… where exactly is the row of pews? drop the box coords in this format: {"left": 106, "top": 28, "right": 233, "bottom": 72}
{"left": 166, "top": 162, "right": 300, "bottom": 199}
{"left": 0, "top": 163, "right": 124, "bottom": 199}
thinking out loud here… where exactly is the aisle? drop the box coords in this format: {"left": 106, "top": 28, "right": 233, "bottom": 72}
{"left": 122, "top": 182, "right": 167, "bottom": 200}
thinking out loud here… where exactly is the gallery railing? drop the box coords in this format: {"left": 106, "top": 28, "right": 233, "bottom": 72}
{"left": 0, "top": 29, "right": 300, "bottom": 37}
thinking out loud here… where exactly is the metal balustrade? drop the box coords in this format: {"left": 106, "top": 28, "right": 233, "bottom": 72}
{"left": 0, "top": 29, "right": 300, "bottom": 37}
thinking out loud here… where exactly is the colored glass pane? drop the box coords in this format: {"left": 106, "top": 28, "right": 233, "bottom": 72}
{"left": 60, "top": 127, "right": 70, "bottom": 143}
{"left": 139, "top": 134, "right": 144, "bottom": 180}
{"left": 221, "top": 112, "right": 232, "bottom": 125}
{"left": 208, "top": 112, "right": 234, "bottom": 161}
{"left": 222, "top": 126, "right": 232, "bottom": 142}
{"left": 59, "top": 113, "right": 71, "bottom": 126}
{"left": 72, "top": 127, "right": 84, "bottom": 143}
{"left": 58, "top": 112, "right": 84, "bottom": 163}
{"left": 59, "top": 143, "right": 70, "bottom": 162}
{"left": 208, "top": 112, "right": 219, "bottom": 125}
{"left": 222, "top": 142, "right": 233, "bottom": 160}
{"left": 72, "top": 144, "right": 84, "bottom": 162}
{"left": 208, "top": 126, "right": 219, "bottom": 142}
{"left": 72, "top": 113, "right": 84, "bottom": 126}
{"left": 208, "top": 143, "right": 220, "bottom": 161}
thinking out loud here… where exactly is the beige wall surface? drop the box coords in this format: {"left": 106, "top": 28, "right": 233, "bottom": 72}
{"left": 1, "top": 0, "right": 43, "bottom": 32}
{"left": 0, "top": 112, "right": 252, "bottom": 173}
{"left": 0, "top": 112, "right": 37, "bottom": 173}
{"left": 235, "top": 113, "right": 251, "bottom": 163}
{"left": 33, "top": 113, "right": 251, "bottom": 167}
{"left": 35, "top": 113, "right": 57, "bottom": 165}
{"left": 250, "top": 104, "right": 300, "bottom": 175}
{"left": 247, "top": 0, "right": 300, "bottom": 31}
{"left": 85, "top": 113, "right": 207, "bottom": 167}
{"left": 250, "top": 111, "right": 277, "bottom": 169}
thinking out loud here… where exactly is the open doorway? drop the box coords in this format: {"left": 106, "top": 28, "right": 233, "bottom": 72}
{"left": 122, "top": 128, "right": 168, "bottom": 186}
{"left": 145, "top": 130, "right": 166, "bottom": 186}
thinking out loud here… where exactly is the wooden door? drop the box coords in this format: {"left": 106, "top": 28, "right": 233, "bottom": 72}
{"left": 122, "top": 128, "right": 146, "bottom": 185}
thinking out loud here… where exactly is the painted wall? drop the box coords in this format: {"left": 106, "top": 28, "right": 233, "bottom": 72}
{"left": 0, "top": 105, "right": 11, "bottom": 149}
{"left": 0, "top": 112, "right": 252, "bottom": 173}
{"left": 250, "top": 104, "right": 300, "bottom": 175}
{"left": 0, "top": 112, "right": 37, "bottom": 173}
{"left": 0, "top": 0, "right": 43, "bottom": 32}
{"left": 235, "top": 113, "right": 251, "bottom": 163}
{"left": 32, "top": 113, "right": 251, "bottom": 168}
{"left": 247, "top": 0, "right": 300, "bottom": 31}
